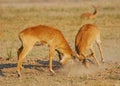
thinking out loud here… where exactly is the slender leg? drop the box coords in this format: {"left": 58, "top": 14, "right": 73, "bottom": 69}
{"left": 90, "top": 47, "right": 100, "bottom": 65}
{"left": 17, "top": 46, "right": 24, "bottom": 70}
{"left": 17, "top": 46, "right": 23, "bottom": 60}
{"left": 17, "top": 45, "right": 33, "bottom": 77}
{"left": 96, "top": 42, "right": 104, "bottom": 63}
{"left": 49, "top": 46, "right": 55, "bottom": 74}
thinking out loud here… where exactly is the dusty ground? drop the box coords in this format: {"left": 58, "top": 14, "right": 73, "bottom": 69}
{"left": 0, "top": 0, "right": 120, "bottom": 86}
{"left": 0, "top": 57, "right": 120, "bottom": 86}
{"left": 0, "top": 40, "right": 120, "bottom": 86}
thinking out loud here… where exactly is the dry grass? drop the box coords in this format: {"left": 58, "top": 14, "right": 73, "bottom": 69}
{"left": 0, "top": 0, "right": 120, "bottom": 58}
{"left": 0, "top": 0, "right": 120, "bottom": 86}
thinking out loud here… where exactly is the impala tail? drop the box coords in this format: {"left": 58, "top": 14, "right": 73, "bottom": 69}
{"left": 92, "top": 5, "right": 97, "bottom": 16}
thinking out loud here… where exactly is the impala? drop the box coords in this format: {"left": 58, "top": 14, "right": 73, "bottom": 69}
{"left": 81, "top": 5, "right": 97, "bottom": 19}
{"left": 75, "top": 24, "right": 104, "bottom": 67}
{"left": 17, "top": 25, "right": 76, "bottom": 77}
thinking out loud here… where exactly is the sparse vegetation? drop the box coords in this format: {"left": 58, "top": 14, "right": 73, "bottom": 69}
{"left": 6, "top": 48, "right": 13, "bottom": 60}
{"left": 0, "top": 0, "right": 120, "bottom": 86}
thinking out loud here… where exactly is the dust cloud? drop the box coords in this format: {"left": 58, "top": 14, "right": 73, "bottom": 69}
{"left": 59, "top": 58, "right": 114, "bottom": 78}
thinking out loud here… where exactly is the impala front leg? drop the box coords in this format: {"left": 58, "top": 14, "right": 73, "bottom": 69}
{"left": 49, "top": 46, "right": 56, "bottom": 74}
{"left": 97, "top": 42, "right": 104, "bottom": 63}
{"left": 90, "top": 48, "right": 100, "bottom": 65}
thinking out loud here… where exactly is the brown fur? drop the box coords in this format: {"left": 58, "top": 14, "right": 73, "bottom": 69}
{"left": 81, "top": 6, "right": 97, "bottom": 19}
{"left": 17, "top": 25, "right": 75, "bottom": 77}
{"left": 75, "top": 24, "right": 104, "bottom": 66}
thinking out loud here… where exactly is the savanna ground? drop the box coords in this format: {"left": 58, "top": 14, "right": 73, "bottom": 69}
{"left": 0, "top": 0, "right": 120, "bottom": 86}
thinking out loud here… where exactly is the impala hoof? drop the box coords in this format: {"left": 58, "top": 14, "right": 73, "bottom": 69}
{"left": 17, "top": 70, "right": 21, "bottom": 78}
{"left": 101, "top": 59, "right": 104, "bottom": 63}
{"left": 82, "top": 59, "right": 89, "bottom": 68}
{"left": 49, "top": 69, "right": 56, "bottom": 75}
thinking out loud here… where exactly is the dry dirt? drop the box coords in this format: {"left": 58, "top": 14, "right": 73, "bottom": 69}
{"left": 0, "top": 0, "right": 120, "bottom": 86}
{"left": 0, "top": 40, "right": 120, "bottom": 86}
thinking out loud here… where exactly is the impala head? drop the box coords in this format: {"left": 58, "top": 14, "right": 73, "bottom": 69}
{"left": 60, "top": 52, "right": 78, "bottom": 65}
{"left": 77, "top": 55, "right": 84, "bottom": 61}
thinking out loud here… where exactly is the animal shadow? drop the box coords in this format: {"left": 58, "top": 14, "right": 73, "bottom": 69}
{"left": 0, "top": 59, "right": 61, "bottom": 76}
{"left": 36, "top": 60, "right": 61, "bottom": 70}
{"left": 0, "top": 63, "right": 17, "bottom": 76}
{"left": 22, "top": 60, "right": 61, "bottom": 73}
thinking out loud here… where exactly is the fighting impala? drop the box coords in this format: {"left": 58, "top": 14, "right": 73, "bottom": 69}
{"left": 81, "top": 5, "right": 98, "bottom": 19}
{"left": 17, "top": 25, "right": 76, "bottom": 77}
{"left": 75, "top": 24, "right": 104, "bottom": 67}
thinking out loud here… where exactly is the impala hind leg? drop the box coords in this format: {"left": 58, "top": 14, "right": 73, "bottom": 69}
{"left": 17, "top": 46, "right": 24, "bottom": 70}
{"left": 17, "top": 45, "right": 33, "bottom": 77}
{"left": 17, "top": 46, "right": 23, "bottom": 60}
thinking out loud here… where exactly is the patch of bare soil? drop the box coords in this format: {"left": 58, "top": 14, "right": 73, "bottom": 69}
{"left": 0, "top": 56, "right": 120, "bottom": 86}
